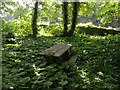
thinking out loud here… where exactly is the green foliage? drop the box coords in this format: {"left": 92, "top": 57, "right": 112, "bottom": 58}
{"left": 2, "top": 2, "right": 33, "bottom": 37}
{"left": 76, "top": 23, "right": 120, "bottom": 36}
{"left": 2, "top": 1, "right": 120, "bottom": 89}
{"left": 78, "top": 2, "right": 95, "bottom": 16}
{"left": 2, "top": 34, "right": 120, "bottom": 89}
{"left": 2, "top": 15, "right": 32, "bottom": 37}
{"left": 1, "top": 1, "right": 18, "bottom": 14}
{"left": 38, "top": 23, "right": 63, "bottom": 36}
{"left": 78, "top": 2, "right": 119, "bottom": 25}
{"left": 2, "top": 2, "right": 119, "bottom": 37}
{"left": 38, "top": 2, "right": 62, "bottom": 23}
{"left": 97, "top": 2, "right": 119, "bottom": 24}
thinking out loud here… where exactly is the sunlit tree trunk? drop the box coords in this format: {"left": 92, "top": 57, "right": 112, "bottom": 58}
{"left": 32, "top": 1, "right": 38, "bottom": 38}
{"left": 68, "top": 2, "right": 79, "bottom": 36}
{"left": 62, "top": 2, "right": 68, "bottom": 36}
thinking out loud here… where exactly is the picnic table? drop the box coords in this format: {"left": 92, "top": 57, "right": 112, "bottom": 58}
{"left": 40, "top": 44, "right": 76, "bottom": 62}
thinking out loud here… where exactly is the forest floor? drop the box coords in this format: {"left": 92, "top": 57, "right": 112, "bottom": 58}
{"left": 2, "top": 34, "right": 120, "bottom": 89}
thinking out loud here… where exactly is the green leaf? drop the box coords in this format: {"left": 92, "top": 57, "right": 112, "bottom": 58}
{"left": 59, "top": 80, "right": 68, "bottom": 86}
{"left": 19, "top": 77, "right": 31, "bottom": 84}
{"left": 44, "top": 81, "right": 53, "bottom": 88}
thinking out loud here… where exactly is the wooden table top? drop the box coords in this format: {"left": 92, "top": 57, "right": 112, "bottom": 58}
{"left": 40, "top": 44, "right": 72, "bottom": 57}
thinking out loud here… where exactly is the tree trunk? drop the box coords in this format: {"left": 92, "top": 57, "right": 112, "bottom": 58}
{"left": 68, "top": 2, "right": 79, "bottom": 36}
{"left": 61, "top": 2, "right": 68, "bottom": 37}
{"left": 32, "top": 1, "right": 38, "bottom": 38}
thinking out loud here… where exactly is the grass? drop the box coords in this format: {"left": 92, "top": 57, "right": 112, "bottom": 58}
{"left": 2, "top": 34, "right": 120, "bottom": 89}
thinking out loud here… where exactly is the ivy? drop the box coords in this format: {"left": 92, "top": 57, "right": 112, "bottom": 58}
{"left": 2, "top": 34, "right": 120, "bottom": 89}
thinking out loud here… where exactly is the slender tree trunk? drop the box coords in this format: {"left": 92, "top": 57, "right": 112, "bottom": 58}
{"left": 32, "top": 1, "right": 38, "bottom": 38}
{"left": 61, "top": 2, "right": 68, "bottom": 36}
{"left": 68, "top": 2, "right": 79, "bottom": 36}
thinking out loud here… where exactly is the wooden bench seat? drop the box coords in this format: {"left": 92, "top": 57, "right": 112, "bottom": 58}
{"left": 68, "top": 54, "right": 78, "bottom": 63}
{"left": 40, "top": 44, "right": 72, "bottom": 57}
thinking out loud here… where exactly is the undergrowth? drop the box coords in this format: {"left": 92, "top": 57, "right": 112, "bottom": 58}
{"left": 2, "top": 34, "right": 120, "bottom": 89}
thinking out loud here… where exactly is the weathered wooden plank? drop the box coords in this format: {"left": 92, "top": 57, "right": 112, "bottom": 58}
{"left": 40, "top": 44, "right": 61, "bottom": 55}
{"left": 40, "top": 44, "right": 72, "bottom": 57}
{"left": 68, "top": 54, "right": 78, "bottom": 63}
{"left": 54, "top": 44, "right": 72, "bottom": 57}
{"left": 51, "top": 44, "right": 64, "bottom": 53}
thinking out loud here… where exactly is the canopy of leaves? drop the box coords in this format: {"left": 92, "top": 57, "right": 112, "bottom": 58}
{"left": 97, "top": 2, "right": 120, "bottom": 24}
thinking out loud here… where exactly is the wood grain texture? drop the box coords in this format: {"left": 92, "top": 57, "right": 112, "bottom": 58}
{"left": 40, "top": 44, "right": 72, "bottom": 57}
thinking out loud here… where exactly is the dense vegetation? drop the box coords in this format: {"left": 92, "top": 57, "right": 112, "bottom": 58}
{"left": 2, "top": 34, "right": 120, "bottom": 89}
{"left": 1, "top": 1, "right": 120, "bottom": 89}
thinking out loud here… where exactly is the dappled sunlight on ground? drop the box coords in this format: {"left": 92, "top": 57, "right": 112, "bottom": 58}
{"left": 2, "top": 34, "right": 120, "bottom": 89}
